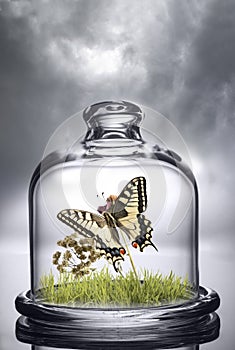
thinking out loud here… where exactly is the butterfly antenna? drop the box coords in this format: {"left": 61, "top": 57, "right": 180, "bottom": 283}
{"left": 96, "top": 192, "right": 106, "bottom": 200}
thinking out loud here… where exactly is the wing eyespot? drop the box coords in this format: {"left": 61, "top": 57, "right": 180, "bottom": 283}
{"left": 132, "top": 241, "right": 138, "bottom": 249}
{"left": 119, "top": 248, "right": 126, "bottom": 255}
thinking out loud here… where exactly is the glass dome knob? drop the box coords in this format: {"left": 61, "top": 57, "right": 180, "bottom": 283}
{"left": 83, "top": 100, "right": 144, "bottom": 146}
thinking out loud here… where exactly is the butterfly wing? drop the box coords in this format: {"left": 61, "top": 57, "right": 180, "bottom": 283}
{"left": 111, "top": 177, "right": 158, "bottom": 252}
{"left": 112, "top": 177, "right": 147, "bottom": 216}
{"left": 57, "top": 209, "right": 125, "bottom": 271}
{"left": 121, "top": 213, "right": 157, "bottom": 252}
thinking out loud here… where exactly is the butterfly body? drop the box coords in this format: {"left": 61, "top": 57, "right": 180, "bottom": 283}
{"left": 57, "top": 177, "right": 158, "bottom": 272}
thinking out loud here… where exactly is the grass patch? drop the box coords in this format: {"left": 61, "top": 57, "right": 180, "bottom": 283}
{"left": 38, "top": 269, "right": 193, "bottom": 307}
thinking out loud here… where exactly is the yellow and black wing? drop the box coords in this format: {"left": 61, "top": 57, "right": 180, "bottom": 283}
{"left": 57, "top": 209, "right": 125, "bottom": 271}
{"left": 111, "top": 177, "right": 158, "bottom": 252}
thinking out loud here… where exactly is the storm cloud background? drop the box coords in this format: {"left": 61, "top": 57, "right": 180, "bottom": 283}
{"left": 1, "top": 1, "right": 235, "bottom": 348}
{"left": 0, "top": 1, "right": 235, "bottom": 272}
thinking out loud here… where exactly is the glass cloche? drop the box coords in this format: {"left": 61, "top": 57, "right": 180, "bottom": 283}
{"left": 15, "top": 101, "right": 220, "bottom": 345}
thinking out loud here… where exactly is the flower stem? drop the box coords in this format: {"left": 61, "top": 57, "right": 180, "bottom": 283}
{"left": 119, "top": 230, "right": 138, "bottom": 280}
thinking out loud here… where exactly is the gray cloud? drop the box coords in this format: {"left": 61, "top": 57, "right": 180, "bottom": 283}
{"left": 0, "top": 0, "right": 235, "bottom": 248}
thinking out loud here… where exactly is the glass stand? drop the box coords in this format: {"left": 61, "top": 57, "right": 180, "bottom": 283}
{"left": 15, "top": 286, "right": 220, "bottom": 348}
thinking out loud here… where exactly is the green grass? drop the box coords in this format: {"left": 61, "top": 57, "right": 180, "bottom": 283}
{"left": 38, "top": 269, "right": 193, "bottom": 307}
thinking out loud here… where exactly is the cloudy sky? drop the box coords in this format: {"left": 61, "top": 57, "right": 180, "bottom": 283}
{"left": 0, "top": 0, "right": 235, "bottom": 255}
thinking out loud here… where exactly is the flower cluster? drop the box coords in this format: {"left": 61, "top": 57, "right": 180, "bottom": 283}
{"left": 52, "top": 235, "right": 101, "bottom": 278}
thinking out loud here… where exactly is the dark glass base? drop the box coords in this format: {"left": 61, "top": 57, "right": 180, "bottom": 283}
{"left": 15, "top": 286, "right": 220, "bottom": 349}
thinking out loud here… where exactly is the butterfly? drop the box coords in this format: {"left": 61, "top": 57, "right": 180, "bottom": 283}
{"left": 57, "top": 177, "right": 158, "bottom": 272}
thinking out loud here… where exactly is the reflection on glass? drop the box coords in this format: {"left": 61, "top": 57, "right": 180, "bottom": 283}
{"left": 32, "top": 345, "right": 199, "bottom": 350}
{"left": 16, "top": 300, "right": 220, "bottom": 348}
{"left": 16, "top": 311, "right": 220, "bottom": 349}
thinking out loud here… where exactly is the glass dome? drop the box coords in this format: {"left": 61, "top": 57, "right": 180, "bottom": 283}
{"left": 28, "top": 100, "right": 199, "bottom": 307}
{"left": 15, "top": 101, "right": 220, "bottom": 345}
